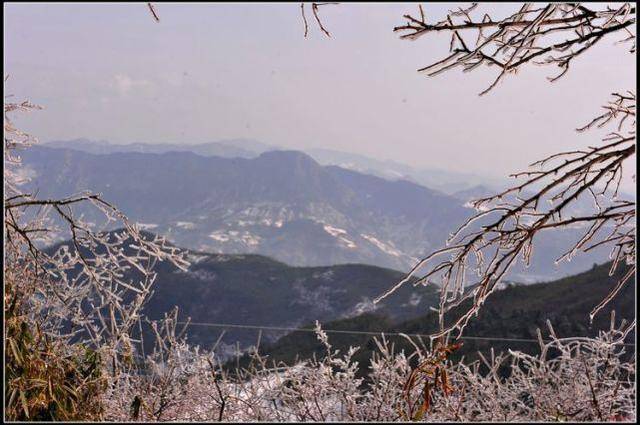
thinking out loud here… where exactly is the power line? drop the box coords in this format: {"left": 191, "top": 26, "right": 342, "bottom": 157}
{"left": 174, "top": 321, "right": 636, "bottom": 346}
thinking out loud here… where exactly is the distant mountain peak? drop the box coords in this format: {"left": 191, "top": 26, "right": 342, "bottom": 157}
{"left": 257, "top": 149, "right": 320, "bottom": 164}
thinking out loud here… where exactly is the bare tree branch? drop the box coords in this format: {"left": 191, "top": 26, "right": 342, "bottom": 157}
{"left": 394, "top": 3, "right": 636, "bottom": 95}
{"left": 300, "top": 2, "right": 339, "bottom": 38}
{"left": 147, "top": 3, "right": 160, "bottom": 23}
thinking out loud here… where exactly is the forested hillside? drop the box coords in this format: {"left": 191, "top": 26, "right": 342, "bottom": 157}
{"left": 237, "top": 262, "right": 635, "bottom": 376}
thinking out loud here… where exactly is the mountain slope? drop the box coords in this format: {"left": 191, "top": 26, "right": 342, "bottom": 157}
{"left": 21, "top": 146, "right": 469, "bottom": 272}
{"left": 143, "top": 250, "right": 441, "bottom": 352}
{"left": 239, "top": 262, "right": 635, "bottom": 375}
{"left": 22, "top": 145, "right": 610, "bottom": 279}
{"left": 45, "top": 232, "right": 441, "bottom": 352}
{"left": 305, "top": 147, "right": 507, "bottom": 193}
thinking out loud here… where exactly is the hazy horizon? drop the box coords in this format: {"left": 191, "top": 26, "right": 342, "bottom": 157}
{"left": 4, "top": 2, "right": 637, "bottom": 189}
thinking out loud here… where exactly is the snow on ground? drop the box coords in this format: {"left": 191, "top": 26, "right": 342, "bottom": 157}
{"left": 339, "top": 237, "right": 357, "bottom": 249}
{"left": 323, "top": 224, "right": 347, "bottom": 237}
{"left": 360, "top": 234, "right": 403, "bottom": 257}
{"left": 402, "top": 292, "right": 422, "bottom": 307}
{"left": 209, "top": 230, "right": 261, "bottom": 246}
{"left": 209, "top": 231, "right": 230, "bottom": 242}
{"left": 323, "top": 225, "right": 357, "bottom": 249}
{"left": 346, "top": 298, "right": 379, "bottom": 317}
{"left": 241, "top": 232, "right": 261, "bottom": 246}
{"left": 175, "top": 221, "right": 196, "bottom": 229}
{"left": 312, "top": 270, "right": 335, "bottom": 280}
{"left": 234, "top": 218, "right": 285, "bottom": 228}
{"left": 187, "top": 253, "right": 209, "bottom": 264}
{"left": 383, "top": 169, "right": 406, "bottom": 179}
{"left": 137, "top": 223, "right": 158, "bottom": 230}
{"left": 12, "top": 164, "right": 38, "bottom": 186}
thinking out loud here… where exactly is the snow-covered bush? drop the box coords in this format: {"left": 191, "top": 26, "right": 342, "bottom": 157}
{"left": 101, "top": 318, "right": 635, "bottom": 422}
{"left": 4, "top": 96, "right": 188, "bottom": 421}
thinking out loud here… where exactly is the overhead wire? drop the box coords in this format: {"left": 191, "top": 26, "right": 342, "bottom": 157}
{"left": 173, "top": 320, "right": 636, "bottom": 346}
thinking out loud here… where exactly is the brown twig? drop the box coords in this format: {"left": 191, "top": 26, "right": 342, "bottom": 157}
{"left": 147, "top": 3, "right": 160, "bottom": 23}
{"left": 300, "top": 3, "right": 338, "bottom": 38}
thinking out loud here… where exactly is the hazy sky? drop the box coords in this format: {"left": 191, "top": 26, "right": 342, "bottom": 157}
{"left": 4, "top": 2, "right": 636, "bottom": 187}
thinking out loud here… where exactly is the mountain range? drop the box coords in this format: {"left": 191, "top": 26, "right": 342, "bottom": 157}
{"left": 20, "top": 144, "right": 613, "bottom": 281}
{"left": 22, "top": 145, "right": 467, "bottom": 271}
{"left": 44, "top": 138, "right": 274, "bottom": 159}
{"left": 44, "top": 139, "right": 505, "bottom": 193}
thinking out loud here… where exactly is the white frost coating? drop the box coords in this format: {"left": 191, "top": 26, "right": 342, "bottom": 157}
{"left": 100, "top": 321, "right": 636, "bottom": 422}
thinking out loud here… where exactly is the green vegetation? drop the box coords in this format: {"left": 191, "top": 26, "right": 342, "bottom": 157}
{"left": 5, "top": 270, "right": 106, "bottom": 421}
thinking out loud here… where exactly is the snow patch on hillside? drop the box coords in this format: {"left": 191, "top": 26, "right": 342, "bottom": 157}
{"left": 346, "top": 298, "right": 379, "bottom": 318}
{"left": 138, "top": 223, "right": 158, "bottom": 230}
{"left": 361, "top": 234, "right": 403, "bottom": 257}
{"left": 323, "top": 225, "right": 347, "bottom": 237}
{"left": 176, "top": 221, "right": 196, "bottom": 229}
{"left": 209, "top": 231, "right": 230, "bottom": 242}
{"left": 187, "top": 253, "right": 209, "bottom": 264}
{"left": 312, "top": 270, "right": 335, "bottom": 281}
{"left": 402, "top": 292, "right": 422, "bottom": 307}
{"left": 323, "top": 225, "right": 357, "bottom": 249}
{"left": 12, "top": 165, "right": 38, "bottom": 186}
{"left": 209, "top": 230, "right": 261, "bottom": 246}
